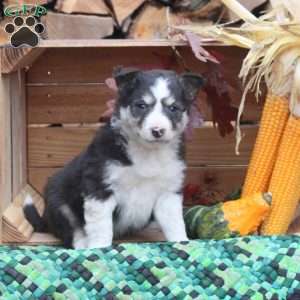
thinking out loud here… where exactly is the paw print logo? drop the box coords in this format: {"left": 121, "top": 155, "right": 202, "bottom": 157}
{"left": 5, "top": 16, "right": 45, "bottom": 48}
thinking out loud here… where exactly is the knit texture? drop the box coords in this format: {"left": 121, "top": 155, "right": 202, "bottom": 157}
{"left": 0, "top": 236, "right": 300, "bottom": 299}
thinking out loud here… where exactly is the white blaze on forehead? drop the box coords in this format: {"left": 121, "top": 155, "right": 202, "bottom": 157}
{"left": 143, "top": 95, "right": 172, "bottom": 137}
{"left": 150, "top": 77, "right": 170, "bottom": 101}
{"left": 143, "top": 94, "right": 155, "bottom": 105}
{"left": 164, "top": 97, "right": 176, "bottom": 106}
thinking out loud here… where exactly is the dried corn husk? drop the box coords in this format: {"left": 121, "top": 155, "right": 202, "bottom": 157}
{"left": 176, "top": 0, "right": 300, "bottom": 152}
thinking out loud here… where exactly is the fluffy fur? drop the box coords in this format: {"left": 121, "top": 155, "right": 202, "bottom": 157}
{"left": 24, "top": 68, "right": 204, "bottom": 249}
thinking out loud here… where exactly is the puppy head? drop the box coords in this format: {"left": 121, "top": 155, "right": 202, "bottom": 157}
{"left": 113, "top": 67, "right": 205, "bottom": 144}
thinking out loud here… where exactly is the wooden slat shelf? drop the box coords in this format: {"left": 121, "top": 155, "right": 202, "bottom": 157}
{"left": 0, "top": 39, "right": 187, "bottom": 49}
{"left": 4, "top": 223, "right": 166, "bottom": 246}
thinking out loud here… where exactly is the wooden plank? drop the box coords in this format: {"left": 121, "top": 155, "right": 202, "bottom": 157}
{"left": 16, "top": 232, "right": 61, "bottom": 245}
{"left": 6, "top": 0, "right": 47, "bottom": 4}
{"left": 0, "top": 19, "right": 9, "bottom": 46}
{"left": 37, "top": 39, "right": 187, "bottom": 47}
{"left": 110, "top": 0, "right": 146, "bottom": 26}
{"left": 55, "top": 0, "right": 109, "bottom": 14}
{"left": 27, "top": 84, "right": 261, "bottom": 124}
{"left": 26, "top": 46, "right": 262, "bottom": 124}
{"left": 2, "top": 185, "right": 44, "bottom": 243}
{"left": 28, "top": 167, "right": 57, "bottom": 194}
{"left": 26, "top": 47, "right": 257, "bottom": 115}
{"left": 41, "top": 12, "right": 114, "bottom": 39}
{"left": 11, "top": 70, "right": 27, "bottom": 198}
{"left": 186, "top": 126, "right": 257, "bottom": 165}
{"left": 8, "top": 222, "right": 165, "bottom": 245}
{"left": 29, "top": 166, "right": 246, "bottom": 198}
{"left": 27, "top": 47, "right": 183, "bottom": 83}
{"left": 26, "top": 46, "right": 246, "bottom": 84}
{"left": 0, "top": 71, "right": 12, "bottom": 243}
{"left": 27, "top": 125, "right": 257, "bottom": 168}
{"left": 1, "top": 47, "right": 45, "bottom": 74}
{"left": 28, "top": 126, "right": 96, "bottom": 168}
{"left": 27, "top": 85, "right": 114, "bottom": 124}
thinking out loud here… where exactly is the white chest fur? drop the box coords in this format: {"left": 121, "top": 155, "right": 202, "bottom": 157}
{"left": 105, "top": 140, "right": 185, "bottom": 236}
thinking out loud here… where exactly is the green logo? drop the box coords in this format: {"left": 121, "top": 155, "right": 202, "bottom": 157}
{"left": 4, "top": 4, "right": 47, "bottom": 17}
{"left": 3, "top": 4, "right": 47, "bottom": 48}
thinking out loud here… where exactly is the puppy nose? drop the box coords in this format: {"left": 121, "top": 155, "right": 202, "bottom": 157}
{"left": 151, "top": 127, "right": 165, "bottom": 138}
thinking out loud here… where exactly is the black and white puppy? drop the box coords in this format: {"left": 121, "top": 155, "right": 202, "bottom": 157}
{"left": 24, "top": 68, "right": 204, "bottom": 249}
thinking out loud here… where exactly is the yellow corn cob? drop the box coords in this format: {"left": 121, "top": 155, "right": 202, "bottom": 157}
{"left": 262, "top": 115, "right": 300, "bottom": 234}
{"left": 242, "top": 95, "right": 289, "bottom": 197}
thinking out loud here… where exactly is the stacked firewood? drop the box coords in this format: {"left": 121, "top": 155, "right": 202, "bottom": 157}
{"left": 0, "top": 0, "right": 267, "bottom": 41}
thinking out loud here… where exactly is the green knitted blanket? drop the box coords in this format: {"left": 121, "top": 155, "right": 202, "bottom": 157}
{"left": 0, "top": 236, "right": 300, "bottom": 300}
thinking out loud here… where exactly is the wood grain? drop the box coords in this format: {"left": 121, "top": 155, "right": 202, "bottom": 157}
{"left": 26, "top": 46, "right": 262, "bottom": 123}
{"left": 42, "top": 12, "right": 114, "bottom": 39}
{"left": 28, "top": 126, "right": 98, "bottom": 168}
{"left": 29, "top": 167, "right": 57, "bottom": 194}
{"left": 187, "top": 125, "right": 257, "bottom": 165}
{"left": 6, "top": 0, "right": 47, "bottom": 4}
{"left": 55, "top": 0, "right": 109, "bottom": 14}
{"left": 27, "top": 85, "right": 261, "bottom": 124}
{"left": 37, "top": 39, "right": 187, "bottom": 48}
{"left": 11, "top": 70, "right": 27, "bottom": 198}
{"left": 27, "top": 85, "right": 262, "bottom": 124}
{"left": 27, "top": 125, "right": 257, "bottom": 168}
{"left": 8, "top": 222, "right": 166, "bottom": 245}
{"left": 27, "top": 85, "right": 115, "bottom": 124}
{"left": 0, "top": 71, "right": 12, "bottom": 242}
{"left": 27, "top": 46, "right": 249, "bottom": 84}
{"left": 29, "top": 166, "right": 246, "bottom": 198}
{"left": 110, "top": 0, "right": 146, "bottom": 26}
{"left": 27, "top": 47, "right": 182, "bottom": 83}
{"left": 2, "top": 185, "right": 45, "bottom": 243}
{"left": 1, "top": 47, "right": 45, "bottom": 74}
{"left": 0, "top": 19, "right": 9, "bottom": 46}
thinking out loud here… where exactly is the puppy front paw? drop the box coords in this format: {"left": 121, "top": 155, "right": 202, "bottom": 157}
{"left": 168, "top": 235, "right": 189, "bottom": 242}
{"left": 87, "top": 240, "right": 112, "bottom": 249}
{"left": 73, "top": 238, "right": 88, "bottom": 250}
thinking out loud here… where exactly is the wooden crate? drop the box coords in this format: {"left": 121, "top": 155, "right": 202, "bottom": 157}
{"left": 0, "top": 39, "right": 264, "bottom": 245}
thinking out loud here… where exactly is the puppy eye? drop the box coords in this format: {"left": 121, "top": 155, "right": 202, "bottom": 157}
{"left": 169, "top": 105, "right": 179, "bottom": 112}
{"left": 135, "top": 102, "right": 147, "bottom": 109}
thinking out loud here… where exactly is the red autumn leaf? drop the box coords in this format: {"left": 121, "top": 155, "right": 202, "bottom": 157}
{"left": 184, "top": 183, "right": 202, "bottom": 200}
{"left": 203, "top": 63, "right": 238, "bottom": 137}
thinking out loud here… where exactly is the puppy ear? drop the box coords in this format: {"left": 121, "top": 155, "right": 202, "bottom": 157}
{"left": 113, "top": 66, "right": 140, "bottom": 91}
{"left": 180, "top": 73, "right": 206, "bottom": 102}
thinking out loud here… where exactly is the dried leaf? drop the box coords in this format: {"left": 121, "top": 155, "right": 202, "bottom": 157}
{"left": 203, "top": 63, "right": 238, "bottom": 137}
{"left": 99, "top": 78, "right": 118, "bottom": 122}
{"left": 105, "top": 77, "right": 118, "bottom": 91}
{"left": 184, "top": 101, "right": 204, "bottom": 139}
{"left": 185, "top": 31, "right": 220, "bottom": 64}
